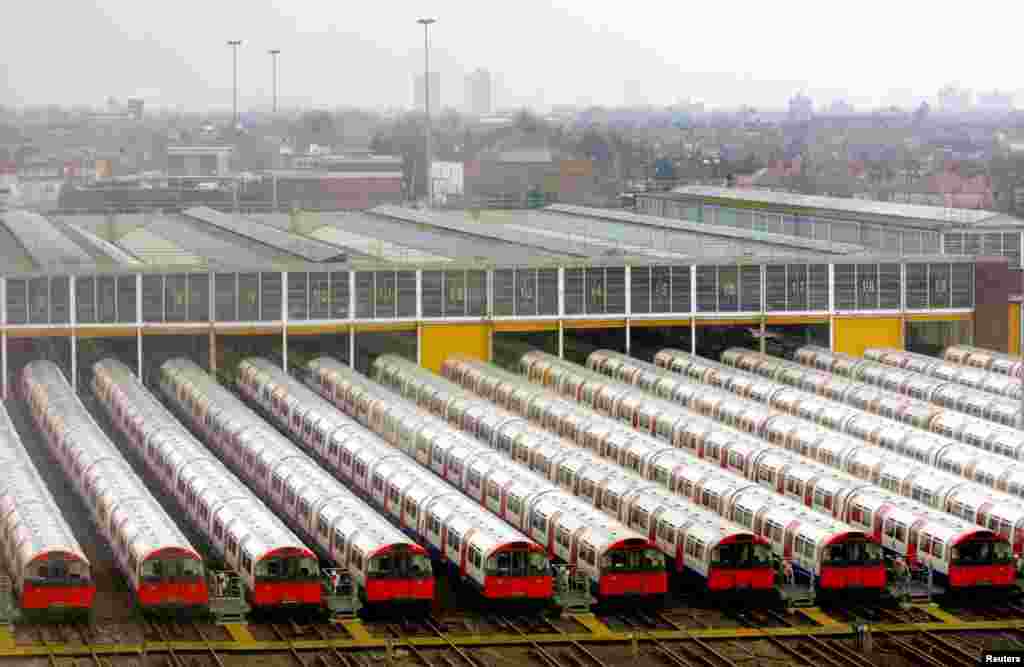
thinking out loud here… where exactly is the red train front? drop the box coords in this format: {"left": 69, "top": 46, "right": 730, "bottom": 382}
{"left": 705, "top": 536, "right": 776, "bottom": 592}
{"left": 249, "top": 547, "right": 323, "bottom": 607}
{"left": 135, "top": 547, "right": 209, "bottom": 608}
{"left": 19, "top": 552, "right": 97, "bottom": 610}
{"left": 362, "top": 544, "right": 435, "bottom": 604}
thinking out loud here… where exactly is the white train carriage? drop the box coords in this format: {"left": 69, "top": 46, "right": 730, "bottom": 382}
{"left": 441, "top": 356, "right": 886, "bottom": 593}
{"left": 157, "top": 359, "right": 435, "bottom": 607}
{"left": 19, "top": 361, "right": 207, "bottom": 609}
{"left": 305, "top": 357, "right": 671, "bottom": 601}
{"left": 372, "top": 356, "right": 779, "bottom": 594}
{"left": 91, "top": 359, "right": 322, "bottom": 608}
{"left": 234, "top": 358, "right": 553, "bottom": 603}
{"left": 869, "top": 348, "right": 1023, "bottom": 400}
{"left": 516, "top": 352, "right": 1023, "bottom": 590}
{"left": 0, "top": 403, "right": 95, "bottom": 612}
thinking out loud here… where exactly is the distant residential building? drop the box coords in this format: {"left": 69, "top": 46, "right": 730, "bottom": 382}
{"left": 938, "top": 85, "right": 972, "bottom": 113}
{"left": 431, "top": 161, "right": 464, "bottom": 205}
{"left": 126, "top": 98, "right": 145, "bottom": 120}
{"left": 166, "top": 145, "right": 234, "bottom": 177}
{"left": 788, "top": 93, "right": 814, "bottom": 122}
{"left": 413, "top": 72, "right": 441, "bottom": 116}
{"left": 465, "top": 69, "right": 492, "bottom": 115}
{"left": 977, "top": 90, "right": 1014, "bottom": 112}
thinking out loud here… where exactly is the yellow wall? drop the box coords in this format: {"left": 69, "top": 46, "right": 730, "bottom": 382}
{"left": 420, "top": 323, "right": 491, "bottom": 373}
{"left": 1010, "top": 304, "right": 1022, "bottom": 357}
{"left": 833, "top": 317, "right": 902, "bottom": 357}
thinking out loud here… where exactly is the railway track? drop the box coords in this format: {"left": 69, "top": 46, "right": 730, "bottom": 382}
{"left": 494, "top": 614, "right": 608, "bottom": 667}
{"left": 613, "top": 611, "right": 739, "bottom": 667}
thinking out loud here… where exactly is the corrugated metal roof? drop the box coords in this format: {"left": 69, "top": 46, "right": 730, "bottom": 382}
{"left": 309, "top": 212, "right": 572, "bottom": 265}
{"left": 182, "top": 207, "right": 347, "bottom": 262}
{"left": 117, "top": 228, "right": 205, "bottom": 266}
{"left": 59, "top": 222, "right": 143, "bottom": 265}
{"left": 155, "top": 215, "right": 296, "bottom": 267}
{"left": 308, "top": 226, "right": 452, "bottom": 264}
{"left": 1, "top": 210, "right": 95, "bottom": 268}
{"left": 371, "top": 206, "right": 637, "bottom": 260}
{"left": 546, "top": 204, "right": 861, "bottom": 255}
{"left": 0, "top": 220, "right": 37, "bottom": 272}
{"left": 668, "top": 186, "right": 1004, "bottom": 227}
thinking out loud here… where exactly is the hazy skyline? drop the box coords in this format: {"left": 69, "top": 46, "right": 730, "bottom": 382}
{"left": 2, "top": 0, "right": 1021, "bottom": 111}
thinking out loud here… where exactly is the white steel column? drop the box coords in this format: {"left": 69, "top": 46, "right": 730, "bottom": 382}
{"left": 69, "top": 276, "right": 77, "bottom": 391}
{"left": 1, "top": 277, "right": 6, "bottom": 399}
{"left": 281, "top": 271, "right": 288, "bottom": 372}
{"left": 416, "top": 270, "right": 423, "bottom": 366}
{"left": 828, "top": 263, "right": 836, "bottom": 351}
{"left": 136, "top": 274, "right": 143, "bottom": 379}
{"left": 349, "top": 270, "right": 356, "bottom": 369}
{"left": 624, "top": 266, "right": 631, "bottom": 356}
{"left": 558, "top": 267, "right": 565, "bottom": 359}
{"left": 690, "top": 265, "right": 697, "bottom": 355}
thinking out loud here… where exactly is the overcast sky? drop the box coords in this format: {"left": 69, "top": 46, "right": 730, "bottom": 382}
{"left": 2, "top": 0, "right": 1020, "bottom": 111}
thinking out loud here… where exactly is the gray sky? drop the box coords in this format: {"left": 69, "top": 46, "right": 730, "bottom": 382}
{"left": 2, "top": 0, "right": 1020, "bottom": 111}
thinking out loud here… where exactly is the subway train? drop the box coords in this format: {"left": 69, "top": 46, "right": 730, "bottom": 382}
{"left": 306, "top": 357, "right": 670, "bottom": 602}
{"left": 20, "top": 361, "right": 209, "bottom": 609}
{"left": 370, "top": 355, "right": 777, "bottom": 595}
{"left": 441, "top": 356, "right": 890, "bottom": 595}
{"left": 235, "top": 357, "right": 555, "bottom": 604}
{"left": 864, "top": 348, "right": 1022, "bottom": 400}
{"left": 0, "top": 402, "right": 95, "bottom": 612}
{"left": 517, "top": 352, "right": 1015, "bottom": 592}
{"left": 92, "top": 359, "right": 323, "bottom": 608}
{"left": 158, "top": 359, "right": 435, "bottom": 609}
{"left": 716, "top": 348, "right": 1024, "bottom": 465}
{"left": 945, "top": 345, "right": 1024, "bottom": 379}
{"left": 594, "top": 349, "right": 1024, "bottom": 569}
{"left": 796, "top": 346, "right": 1020, "bottom": 428}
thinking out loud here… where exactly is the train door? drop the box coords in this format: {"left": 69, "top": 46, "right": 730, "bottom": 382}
{"left": 783, "top": 521, "right": 800, "bottom": 559}
{"left": 907, "top": 521, "right": 924, "bottom": 562}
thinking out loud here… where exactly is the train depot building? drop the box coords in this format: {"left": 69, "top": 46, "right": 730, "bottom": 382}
{"left": 0, "top": 190, "right": 1022, "bottom": 397}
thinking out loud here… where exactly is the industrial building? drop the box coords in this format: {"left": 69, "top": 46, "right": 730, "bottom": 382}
{"left": 0, "top": 195, "right": 1013, "bottom": 406}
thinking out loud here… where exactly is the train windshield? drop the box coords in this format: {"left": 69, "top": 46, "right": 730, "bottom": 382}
{"left": 142, "top": 556, "right": 205, "bottom": 582}
{"left": 600, "top": 548, "right": 665, "bottom": 574}
{"left": 258, "top": 556, "right": 320, "bottom": 581}
{"left": 485, "top": 550, "right": 550, "bottom": 577}
{"left": 952, "top": 541, "right": 1013, "bottom": 565}
{"left": 366, "top": 553, "right": 433, "bottom": 579}
{"left": 31, "top": 558, "right": 90, "bottom": 583}
{"left": 822, "top": 541, "right": 882, "bottom": 566}
{"left": 711, "top": 542, "right": 773, "bottom": 568}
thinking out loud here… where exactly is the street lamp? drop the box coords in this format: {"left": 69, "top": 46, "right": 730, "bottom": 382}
{"left": 417, "top": 18, "right": 436, "bottom": 208}
{"left": 268, "top": 49, "right": 281, "bottom": 113}
{"left": 227, "top": 40, "right": 242, "bottom": 129}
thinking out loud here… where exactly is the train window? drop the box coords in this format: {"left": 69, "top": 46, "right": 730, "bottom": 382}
{"left": 372, "top": 474, "right": 384, "bottom": 492}
{"left": 177, "top": 477, "right": 187, "bottom": 495}
{"left": 448, "top": 532, "right": 461, "bottom": 552}
{"left": 605, "top": 493, "right": 620, "bottom": 513}
{"left": 298, "top": 499, "right": 311, "bottom": 522}
{"left": 467, "top": 469, "right": 482, "bottom": 489}
{"left": 579, "top": 479, "right": 595, "bottom": 500}
{"left": 469, "top": 548, "right": 482, "bottom": 569}
{"left": 531, "top": 510, "right": 547, "bottom": 534}
{"left": 757, "top": 467, "right": 774, "bottom": 485}
{"left": 227, "top": 535, "right": 238, "bottom": 556}
{"left": 340, "top": 450, "right": 352, "bottom": 467}
{"left": 880, "top": 474, "right": 900, "bottom": 492}
{"left": 557, "top": 526, "right": 571, "bottom": 549}
{"left": 487, "top": 481, "right": 501, "bottom": 501}
{"left": 427, "top": 514, "right": 441, "bottom": 535}
{"left": 630, "top": 508, "right": 649, "bottom": 530}
{"left": 272, "top": 475, "right": 283, "bottom": 494}
{"left": 700, "top": 490, "right": 715, "bottom": 509}
{"left": 507, "top": 496, "right": 522, "bottom": 516}
{"left": 405, "top": 499, "right": 418, "bottom": 520}
{"left": 626, "top": 453, "right": 641, "bottom": 472}
{"left": 734, "top": 507, "right": 753, "bottom": 529}
{"left": 581, "top": 546, "right": 596, "bottom": 566}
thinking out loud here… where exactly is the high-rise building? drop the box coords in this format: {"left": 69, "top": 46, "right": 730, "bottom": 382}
{"left": 788, "top": 92, "right": 814, "bottom": 122}
{"left": 413, "top": 72, "right": 441, "bottom": 116}
{"left": 938, "top": 85, "right": 972, "bottom": 113}
{"left": 465, "top": 68, "right": 492, "bottom": 115}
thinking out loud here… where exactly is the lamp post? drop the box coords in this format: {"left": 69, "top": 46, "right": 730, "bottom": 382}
{"left": 227, "top": 40, "right": 242, "bottom": 129}
{"left": 268, "top": 49, "right": 280, "bottom": 113}
{"left": 417, "top": 18, "right": 436, "bottom": 208}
